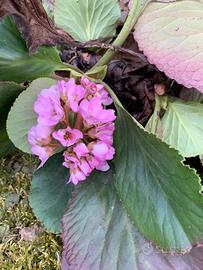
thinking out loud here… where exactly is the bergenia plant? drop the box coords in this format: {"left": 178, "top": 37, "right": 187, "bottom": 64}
{"left": 1, "top": 0, "right": 203, "bottom": 269}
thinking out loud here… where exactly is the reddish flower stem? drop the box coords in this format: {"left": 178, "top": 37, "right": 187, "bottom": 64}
{"left": 74, "top": 113, "right": 83, "bottom": 130}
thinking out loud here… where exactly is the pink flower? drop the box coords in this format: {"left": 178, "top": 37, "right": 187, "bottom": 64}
{"left": 28, "top": 124, "right": 55, "bottom": 167}
{"left": 28, "top": 124, "right": 52, "bottom": 146}
{"left": 34, "top": 86, "right": 64, "bottom": 126}
{"left": 28, "top": 78, "right": 116, "bottom": 185}
{"left": 74, "top": 142, "right": 113, "bottom": 173}
{"left": 95, "top": 160, "right": 110, "bottom": 171}
{"left": 57, "top": 80, "right": 69, "bottom": 105}
{"left": 80, "top": 77, "right": 112, "bottom": 105}
{"left": 69, "top": 170, "right": 86, "bottom": 185}
{"left": 63, "top": 152, "right": 79, "bottom": 169}
{"left": 68, "top": 85, "right": 86, "bottom": 112}
{"left": 58, "top": 79, "right": 86, "bottom": 112}
{"left": 96, "top": 84, "right": 113, "bottom": 105}
{"left": 88, "top": 122, "right": 115, "bottom": 145}
{"left": 80, "top": 77, "right": 97, "bottom": 96}
{"left": 31, "top": 145, "right": 54, "bottom": 167}
{"left": 63, "top": 151, "right": 93, "bottom": 185}
{"left": 86, "top": 154, "right": 100, "bottom": 169}
{"left": 79, "top": 97, "right": 116, "bottom": 125}
{"left": 52, "top": 127, "right": 83, "bottom": 147}
{"left": 90, "top": 141, "right": 115, "bottom": 161}
{"left": 74, "top": 143, "right": 89, "bottom": 159}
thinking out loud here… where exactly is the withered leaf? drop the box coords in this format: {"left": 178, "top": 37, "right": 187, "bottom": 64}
{"left": 0, "top": 0, "right": 78, "bottom": 53}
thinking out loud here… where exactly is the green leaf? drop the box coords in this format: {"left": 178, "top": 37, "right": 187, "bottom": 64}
{"left": 7, "top": 78, "right": 56, "bottom": 154}
{"left": 0, "top": 17, "right": 67, "bottom": 83}
{"left": 30, "top": 154, "right": 74, "bottom": 233}
{"left": 0, "top": 81, "right": 25, "bottom": 109}
{"left": 62, "top": 169, "right": 203, "bottom": 270}
{"left": 113, "top": 103, "right": 203, "bottom": 251}
{"left": 0, "top": 125, "right": 15, "bottom": 157}
{"left": 54, "top": 0, "right": 121, "bottom": 42}
{"left": 147, "top": 99, "right": 203, "bottom": 157}
{"left": 85, "top": 65, "right": 107, "bottom": 80}
{"left": 0, "top": 81, "right": 25, "bottom": 156}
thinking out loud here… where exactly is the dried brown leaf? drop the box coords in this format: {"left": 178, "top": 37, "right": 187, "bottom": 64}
{"left": 0, "top": 0, "right": 77, "bottom": 53}
{"left": 19, "top": 225, "right": 44, "bottom": 242}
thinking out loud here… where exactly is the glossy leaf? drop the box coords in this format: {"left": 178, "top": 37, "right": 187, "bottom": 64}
{"left": 147, "top": 99, "right": 203, "bottom": 157}
{"left": 134, "top": 1, "right": 203, "bottom": 93}
{"left": 30, "top": 154, "right": 74, "bottom": 233}
{"left": 113, "top": 103, "right": 203, "bottom": 251}
{"left": 7, "top": 78, "right": 56, "bottom": 154}
{"left": 0, "top": 16, "right": 67, "bottom": 83}
{"left": 54, "top": 0, "right": 120, "bottom": 42}
{"left": 0, "top": 81, "right": 24, "bottom": 156}
{"left": 0, "top": 81, "right": 24, "bottom": 110}
{"left": 0, "top": 121, "right": 15, "bottom": 157}
{"left": 62, "top": 168, "right": 203, "bottom": 270}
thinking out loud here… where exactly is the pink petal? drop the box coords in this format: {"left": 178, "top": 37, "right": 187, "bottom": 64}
{"left": 31, "top": 145, "right": 53, "bottom": 167}
{"left": 69, "top": 170, "right": 86, "bottom": 185}
{"left": 91, "top": 142, "right": 109, "bottom": 159}
{"left": 74, "top": 143, "right": 89, "bottom": 159}
{"left": 79, "top": 159, "right": 92, "bottom": 175}
{"left": 96, "top": 161, "right": 110, "bottom": 172}
{"left": 52, "top": 127, "right": 83, "bottom": 147}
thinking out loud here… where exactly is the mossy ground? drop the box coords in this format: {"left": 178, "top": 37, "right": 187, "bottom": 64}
{"left": 0, "top": 152, "right": 61, "bottom": 270}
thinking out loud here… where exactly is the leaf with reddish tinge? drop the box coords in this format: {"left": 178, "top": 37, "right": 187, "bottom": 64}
{"left": 134, "top": 1, "right": 203, "bottom": 93}
{"left": 62, "top": 169, "right": 203, "bottom": 270}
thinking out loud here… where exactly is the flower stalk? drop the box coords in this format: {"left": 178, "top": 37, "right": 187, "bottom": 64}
{"left": 91, "top": 0, "right": 139, "bottom": 68}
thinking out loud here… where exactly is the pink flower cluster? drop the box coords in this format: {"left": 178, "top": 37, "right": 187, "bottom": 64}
{"left": 28, "top": 77, "right": 116, "bottom": 185}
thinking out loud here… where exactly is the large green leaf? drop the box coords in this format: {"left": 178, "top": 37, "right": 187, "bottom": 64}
{"left": 29, "top": 154, "right": 74, "bottom": 233}
{"left": 62, "top": 169, "right": 203, "bottom": 270}
{"left": 113, "top": 103, "right": 203, "bottom": 251}
{"left": 7, "top": 78, "right": 56, "bottom": 154}
{"left": 0, "top": 82, "right": 25, "bottom": 156}
{"left": 147, "top": 99, "right": 203, "bottom": 157}
{"left": 0, "top": 81, "right": 25, "bottom": 109}
{"left": 0, "top": 120, "right": 15, "bottom": 157}
{"left": 0, "top": 17, "right": 67, "bottom": 83}
{"left": 54, "top": 0, "right": 121, "bottom": 42}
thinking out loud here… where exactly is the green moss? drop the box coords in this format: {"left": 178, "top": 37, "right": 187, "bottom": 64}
{"left": 0, "top": 152, "right": 61, "bottom": 270}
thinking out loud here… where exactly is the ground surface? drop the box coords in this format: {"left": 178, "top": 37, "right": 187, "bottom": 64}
{"left": 0, "top": 152, "right": 61, "bottom": 270}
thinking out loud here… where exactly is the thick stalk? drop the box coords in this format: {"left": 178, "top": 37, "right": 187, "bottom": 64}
{"left": 150, "top": 95, "right": 168, "bottom": 134}
{"left": 91, "top": 0, "right": 139, "bottom": 68}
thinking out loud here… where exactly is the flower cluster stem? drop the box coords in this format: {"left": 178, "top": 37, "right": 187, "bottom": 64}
{"left": 150, "top": 95, "right": 168, "bottom": 134}
{"left": 74, "top": 113, "right": 83, "bottom": 130}
{"left": 90, "top": 0, "right": 139, "bottom": 69}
